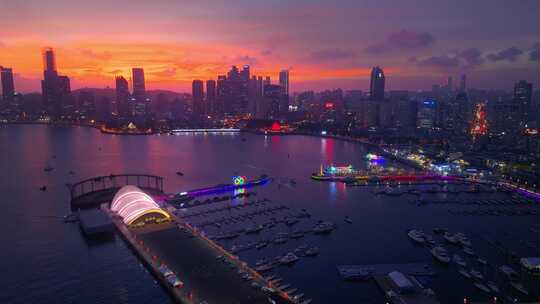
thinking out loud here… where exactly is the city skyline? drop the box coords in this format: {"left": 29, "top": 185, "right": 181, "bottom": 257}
{"left": 1, "top": 0, "right": 540, "bottom": 93}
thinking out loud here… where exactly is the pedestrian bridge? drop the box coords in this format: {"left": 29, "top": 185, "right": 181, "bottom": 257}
{"left": 68, "top": 174, "right": 164, "bottom": 211}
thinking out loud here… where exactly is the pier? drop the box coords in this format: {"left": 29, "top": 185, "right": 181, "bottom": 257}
{"left": 68, "top": 174, "right": 164, "bottom": 210}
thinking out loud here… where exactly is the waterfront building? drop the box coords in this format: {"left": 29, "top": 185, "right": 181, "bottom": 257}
{"left": 0, "top": 66, "right": 15, "bottom": 101}
{"left": 370, "top": 66, "right": 385, "bottom": 101}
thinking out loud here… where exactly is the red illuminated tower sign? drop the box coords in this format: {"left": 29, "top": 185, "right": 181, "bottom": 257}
{"left": 470, "top": 102, "right": 487, "bottom": 139}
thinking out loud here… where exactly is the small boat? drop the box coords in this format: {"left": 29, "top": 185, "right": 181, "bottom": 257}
{"left": 256, "top": 264, "right": 274, "bottom": 272}
{"left": 176, "top": 171, "right": 184, "bottom": 176}
{"left": 284, "top": 288, "right": 297, "bottom": 294}
{"left": 510, "top": 281, "right": 529, "bottom": 295}
{"left": 453, "top": 254, "right": 467, "bottom": 267}
{"left": 273, "top": 237, "right": 288, "bottom": 244}
{"left": 270, "top": 278, "right": 282, "bottom": 284}
{"left": 63, "top": 213, "right": 78, "bottom": 223}
{"left": 245, "top": 224, "right": 264, "bottom": 234}
{"left": 344, "top": 217, "right": 353, "bottom": 224}
{"left": 312, "top": 221, "right": 335, "bottom": 234}
{"left": 474, "top": 282, "right": 491, "bottom": 293}
{"left": 456, "top": 233, "right": 472, "bottom": 247}
{"left": 470, "top": 269, "right": 484, "bottom": 280}
{"left": 290, "top": 231, "right": 304, "bottom": 239}
{"left": 443, "top": 232, "right": 459, "bottom": 245}
{"left": 477, "top": 258, "right": 488, "bottom": 265}
{"left": 292, "top": 293, "right": 304, "bottom": 301}
{"left": 44, "top": 166, "right": 54, "bottom": 172}
{"left": 39, "top": 186, "right": 47, "bottom": 191}
{"left": 430, "top": 246, "right": 451, "bottom": 263}
{"left": 256, "top": 242, "right": 268, "bottom": 250}
{"left": 279, "top": 253, "right": 299, "bottom": 265}
{"left": 463, "top": 248, "right": 475, "bottom": 256}
{"left": 407, "top": 229, "right": 426, "bottom": 244}
{"left": 498, "top": 265, "right": 518, "bottom": 279}
{"left": 486, "top": 281, "right": 500, "bottom": 294}
{"left": 458, "top": 269, "right": 471, "bottom": 278}
{"left": 300, "top": 300, "right": 312, "bottom": 304}
{"left": 304, "top": 247, "right": 320, "bottom": 257}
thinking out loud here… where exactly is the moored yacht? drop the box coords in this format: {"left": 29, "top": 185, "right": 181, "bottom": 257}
{"left": 407, "top": 229, "right": 426, "bottom": 244}
{"left": 430, "top": 246, "right": 451, "bottom": 263}
{"left": 279, "top": 253, "right": 299, "bottom": 265}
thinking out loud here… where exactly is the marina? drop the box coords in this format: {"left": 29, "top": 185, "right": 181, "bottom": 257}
{"left": 4, "top": 126, "right": 540, "bottom": 304}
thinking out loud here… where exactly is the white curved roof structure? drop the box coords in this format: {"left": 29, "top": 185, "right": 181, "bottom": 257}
{"left": 111, "top": 185, "right": 169, "bottom": 225}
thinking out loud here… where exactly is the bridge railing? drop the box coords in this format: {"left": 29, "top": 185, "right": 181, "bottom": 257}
{"left": 69, "top": 174, "right": 164, "bottom": 201}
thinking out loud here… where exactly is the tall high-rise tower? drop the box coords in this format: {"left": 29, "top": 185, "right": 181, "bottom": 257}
{"left": 513, "top": 80, "right": 533, "bottom": 125}
{"left": 279, "top": 70, "right": 289, "bottom": 97}
{"left": 132, "top": 68, "right": 146, "bottom": 99}
{"left": 115, "top": 76, "right": 130, "bottom": 116}
{"left": 206, "top": 80, "right": 216, "bottom": 114}
{"left": 370, "top": 67, "right": 385, "bottom": 101}
{"left": 0, "top": 66, "right": 15, "bottom": 101}
{"left": 192, "top": 80, "right": 205, "bottom": 116}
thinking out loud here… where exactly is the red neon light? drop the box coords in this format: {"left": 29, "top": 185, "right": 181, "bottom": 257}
{"left": 324, "top": 102, "right": 334, "bottom": 109}
{"left": 270, "top": 121, "right": 281, "bottom": 131}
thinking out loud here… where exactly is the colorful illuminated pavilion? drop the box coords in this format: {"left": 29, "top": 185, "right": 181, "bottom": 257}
{"left": 110, "top": 185, "right": 170, "bottom": 225}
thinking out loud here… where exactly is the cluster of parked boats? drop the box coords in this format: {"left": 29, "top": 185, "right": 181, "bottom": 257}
{"left": 375, "top": 184, "right": 504, "bottom": 197}
{"left": 407, "top": 228, "right": 531, "bottom": 297}
{"left": 252, "top": 245, "right": 320, "bottom": 274}
{"left": 415, "top": 196, "right": 539, "bottom": 207}
{"left": 214, "top": 254, "right": 313, "bottom": 304}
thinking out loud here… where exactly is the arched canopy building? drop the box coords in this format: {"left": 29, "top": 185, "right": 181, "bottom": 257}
{"left": 111, "top": 185, "right": 170, "bottom": 226}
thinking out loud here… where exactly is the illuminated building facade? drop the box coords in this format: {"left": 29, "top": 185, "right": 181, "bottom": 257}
{"left": 470, "top": 102, "right": 487, "bottom": 138}
{"left": 370, "top": 66, "right": 385, "bottom": 101}
{"left": 417, "top": 98, "right": 437, "bottom": 129}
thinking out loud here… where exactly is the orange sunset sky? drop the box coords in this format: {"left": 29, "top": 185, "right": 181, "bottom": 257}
{"left": 1, "top": 0, "right": 539, "bottom": 93}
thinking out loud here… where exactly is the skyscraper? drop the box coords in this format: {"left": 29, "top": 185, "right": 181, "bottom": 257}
{"left": 370, "top": 67, "right": 385, "bottom": 101}
{"left": 279, "top": 70, "right": 289, "bottom": 97}
{"left": 41, "top": 48, "right": 59, "bottom": 107}
{"left": 115, "top": 76, "right": 130, "bottom": 116}
{"left": 206, "top": 80, "right": 216, "bottom": 114}
{"left": 192, "top": 80, "right": 204, "bottom": 117}
{"left": 514, "top": 80, "right": 533, "bottom": 125}
{"left": 132, "top": 68, "right": 146, "bottom": 99}
{"left": 0, "top": 66, "right": 15, "bottom": 101}
{"left": 41, "top": 47, "right": 71, "bottom": 117}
